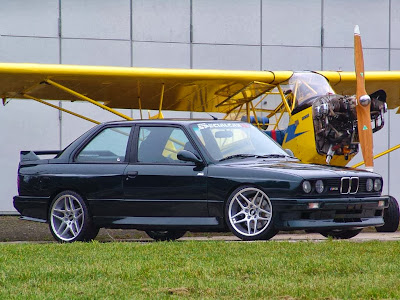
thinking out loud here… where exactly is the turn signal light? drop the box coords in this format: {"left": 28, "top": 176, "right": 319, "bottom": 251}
{"left": 308, "top": 202, "right": 320, "bottom": 209}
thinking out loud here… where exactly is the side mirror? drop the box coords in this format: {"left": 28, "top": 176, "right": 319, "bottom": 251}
{"left": 177, "top": 150, "right": 203, "bottom": 164}
{"left": 285, "top": 148, "right": 295, "bottom": 157}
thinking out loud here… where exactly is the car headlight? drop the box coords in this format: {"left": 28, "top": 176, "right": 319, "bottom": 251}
{"left": 366, "top": 178, "right": 373, "bottom": 192}
{"left": 302, "top": 181, "right": 312, "bottom": 193}
{"left": 374, "top": 179, "right": 382, "bottom": 191}
{"left": 315, "top": 180, "right": 324, "bottom": 193}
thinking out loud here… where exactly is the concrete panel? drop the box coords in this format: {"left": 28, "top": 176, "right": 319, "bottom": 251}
{"left": 193, "top": 44, "right": 260, "bottom": 70}
{"left": 262, "top": 0, "right": 321, "bottom": 47}
{"left": 62, "top": 0, "right": 130, "bottom": 40}
{"left": 323, "top": 48, "right": 389, "bottom": 71}
{"left": 132, "top": 42, "right": 190, "bottom": 68}
{"left": 0, "top": 101, "right": 59, "bottom": 212}
{"left": 62, "top": 39, "right": 131, "bottom": 66}
{"left": 193, "top": 0, "right": 260, "bottom": 45}
{"left": 0, "top": 0, "right": 59, "bottom": 37}
{"left": 388, "top": 109, "right": 400, "bottom": 200}
{"left": 390, "top": 49, "right": 400, "bottom": 69}
{"left": 0, "top": 36, "right": 59, "bottom": 63}
{"left": 132, "top": 0, "right": 190, "bottom": 43}
{"left": 324, "top": 0, "right": 389, "bottom": 48}
{"left": 262, "top": 46, "right": 321, "bottom": 70}
{"left": 391, "top": 1, "right": 400, "bottom": 49}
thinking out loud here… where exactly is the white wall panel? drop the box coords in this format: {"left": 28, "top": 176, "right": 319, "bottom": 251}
{"left": 0, "top": 0, "right": 59, "bottom": 37}
{"left": 323, "top": 48, "right": 389, "bottom": 71}
{"left": 62, "top": 39, "right": 131, "bottom": 66}
{"left": 262, "top": 46, "right": 321, "bottom": 70}
{"left": 324, "top": 0, "right": 389, "bottom": 48}
{"left": 262, "top": 0, "right": 321, "bottom": 47}
{"left": 391, "top": 1, "right": 400, "bottom": 49}
{"left": 193, "top": 0, "right": 260, "bottom": 45}
{"left": 62, "top": 0, "right": 130, "bottom": 40}
{"left": 0, "top": 101, "right": 59, "bottom": 212}
{"left": 132, "top": 42, "right": 190, "bottom": 68}
{"left": 0, "top": 37, "right": 59, "bottom": 63}
{"left": 193, "top": 44, "right": 260, "bottom": 70}
{"left": 132, "top": 0, "right": 190, "bottom": 43}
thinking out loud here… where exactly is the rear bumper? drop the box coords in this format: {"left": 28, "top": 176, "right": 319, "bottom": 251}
{"left": 272, "top": 195, "right": 388, "bottom": 230}
{"left": 13, "top": 195, "right": 49, "bottom": 222}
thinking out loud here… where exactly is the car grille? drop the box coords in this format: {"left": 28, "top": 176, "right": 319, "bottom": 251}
{"left": 325, "top": 177, "right": 361, "bottom": 195}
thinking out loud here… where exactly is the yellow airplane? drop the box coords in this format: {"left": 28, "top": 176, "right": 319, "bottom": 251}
{"left": 0, "top": 26, "right": 399, "bottom": 229}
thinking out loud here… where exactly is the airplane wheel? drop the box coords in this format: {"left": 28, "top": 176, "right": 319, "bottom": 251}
{"left": 145, "top": 230, "right": 186, "bottom": 241}
{"left": 319, "top": 229, "right": 362, "bottom": 239}
{"left": 376, "top": 196, "right": 399, "bottom": 232}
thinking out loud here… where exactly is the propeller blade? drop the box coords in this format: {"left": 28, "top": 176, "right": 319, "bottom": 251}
{"left": 354, "top": 25, "right": 373, "bottom": 171}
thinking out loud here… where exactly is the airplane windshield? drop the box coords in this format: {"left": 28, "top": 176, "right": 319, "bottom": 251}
{"left": 284, "top": 72, "right": 335, "bottom": 107}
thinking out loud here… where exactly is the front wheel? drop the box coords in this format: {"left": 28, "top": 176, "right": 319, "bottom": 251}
{"left": 49, "top": 190, "right": 98, "bottom": 242}
{"left": 145, "top": 230, "right": 186, "bottom": 241}
{"left": 319, "top": 228, "right": 362, "bottom": 239}
{"left": 225, "top": 186, "right": 278, "bottom": 241}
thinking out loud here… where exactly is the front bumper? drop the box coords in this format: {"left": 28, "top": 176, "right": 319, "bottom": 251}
{"left": 271, "top": 196, "right": 388, "bottom": 230}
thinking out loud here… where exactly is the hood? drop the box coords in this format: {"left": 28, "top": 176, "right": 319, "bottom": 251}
{"left": 219, "top": 158, "right": 377, "bottom": 179}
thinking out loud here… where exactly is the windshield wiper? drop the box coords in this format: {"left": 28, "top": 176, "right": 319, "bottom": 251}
{"left": 219, "top": 154, "right": 256, "bottom": 161}
{"left": 255, "top": 154, "right": 290, "bottom": 159}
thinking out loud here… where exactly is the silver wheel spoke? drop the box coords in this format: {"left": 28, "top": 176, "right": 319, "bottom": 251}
{"left": 247, "top": 220, "right": 251, "bottom": 234}
{"left": 252, "top": 191, "right": 260, "bottom": 205}
{"left": 234, "top": 197, "right": 246, "bottom": 209}
{"left": 233, "top": 218, "right": 247, "bottom": 224}
{"left": 239, "top": 193, "right": 251, "bottom": 205}
{"left": 53, "top": 208, "right": 66, "bottom": 214}
{"left": 258, "top": 216, "right": 271, "bottom": 221}
{"left": 60, "top": 224, "right": 70, "bottom": 236}
{"left": 53, "top": 214, "right": 64, "bottom": 222}
{"left": 69, "top": 197, "right": 75, "bottom": 211}
{"left": 231, "top": 210, "right": 245, "bottom": 219}
{"left": 259, "top": 208, "right": 272, "bottom": 216}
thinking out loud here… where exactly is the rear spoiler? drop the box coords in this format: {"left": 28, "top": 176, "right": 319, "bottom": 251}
{"left": 20, "top": 150, "right": 61, "bottom": 161}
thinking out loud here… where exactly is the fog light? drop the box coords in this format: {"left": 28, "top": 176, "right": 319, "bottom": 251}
{"left": 308, "top": 202, "right": 320, "bottom": 209}
{"left": 302, "top": 181, "right": 312, "bottom": 193}
{"left": 374, "top": 179, "right": 382, "bottom": 191}
{"left": 378, "top": 200, "right": 385, "bottom": 207}
{"left": 366, "top": 179, "right": 373, "bottom": 192}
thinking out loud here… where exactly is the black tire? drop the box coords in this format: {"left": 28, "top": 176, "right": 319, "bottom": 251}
{"left": 49, "top": 190, "right": 98, "bottom": 242}
{"left": 376, "top": 196, "right": 400, "bottom": 232}
{"left": 319, "top": 228, "right": 362, "bottom": 239}
{"left": 145, "top": 230, "right": 186, "bottom": 241}
{"left": 225, "top": 186, "right": 278, "bottom": 241}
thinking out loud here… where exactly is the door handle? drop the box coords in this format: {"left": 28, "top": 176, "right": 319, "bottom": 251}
{"left": 126, "top": 171, "right": 138, "bottom": 179}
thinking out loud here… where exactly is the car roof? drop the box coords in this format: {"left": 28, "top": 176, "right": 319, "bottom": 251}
{"left": 102, "top": 119, "right": 244, "bottom": 126}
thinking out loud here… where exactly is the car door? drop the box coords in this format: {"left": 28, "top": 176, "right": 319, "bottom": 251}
{"left": 123, "top": 125, "right": 208, "bottom": 219}
{"left": 68, "top": 125, "right": 133, "bottom": 219}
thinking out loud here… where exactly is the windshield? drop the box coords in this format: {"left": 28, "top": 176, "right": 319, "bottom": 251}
{"left": 190, "top": 122, "right": 288, "bottom": 161}
{"left": 283, "top": 72, "right": 335, "bottom": 107}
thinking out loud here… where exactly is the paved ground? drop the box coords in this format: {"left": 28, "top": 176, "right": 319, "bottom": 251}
{"left": 1, "top": 216, "right": 399, "bottom": 243}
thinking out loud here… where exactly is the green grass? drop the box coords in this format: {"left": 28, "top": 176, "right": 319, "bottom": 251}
{"left": 0, "top": 240, "right": 399, "bottom": 299}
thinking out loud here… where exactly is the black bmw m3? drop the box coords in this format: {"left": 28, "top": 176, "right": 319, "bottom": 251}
{"left": 14, "top": 120, "right": 388, "bottom": 242}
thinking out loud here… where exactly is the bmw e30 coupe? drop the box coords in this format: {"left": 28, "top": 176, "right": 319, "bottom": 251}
{"left": 14, "top": 120, "right": 388, "bottom": 242}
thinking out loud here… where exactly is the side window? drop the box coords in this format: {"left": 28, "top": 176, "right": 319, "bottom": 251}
{"left": 138, "top": 126, "right": 198, "bottom": 164}
{"left": 76, "top": 127, "right": 131, "bottom": 163}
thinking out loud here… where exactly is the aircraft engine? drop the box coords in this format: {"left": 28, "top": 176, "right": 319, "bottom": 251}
{"left": 312, "top": 92, "right": 387, "bottom": 164}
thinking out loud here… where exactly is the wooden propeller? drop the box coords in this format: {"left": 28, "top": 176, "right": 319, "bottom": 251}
{"left": 354, "top": 25, "right": 373, "bottom": 171}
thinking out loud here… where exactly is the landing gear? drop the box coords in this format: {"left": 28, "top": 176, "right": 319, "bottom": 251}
{"left": 375, "top": 196, "right": 399, "bottom": 232}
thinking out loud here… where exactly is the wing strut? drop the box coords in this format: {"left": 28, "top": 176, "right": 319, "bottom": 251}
{"left": 23, "top": 94, "right": 100, "bottom": 124}
{"left": 45, "top": 79, "right": 133, "bottom": 121}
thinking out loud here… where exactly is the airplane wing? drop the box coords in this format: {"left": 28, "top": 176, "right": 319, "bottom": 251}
{"left": 0, "top": 63, "right": 293, "bottom": 113}
{"left": 319, "top": 71, "right": 400, "bottom": 112}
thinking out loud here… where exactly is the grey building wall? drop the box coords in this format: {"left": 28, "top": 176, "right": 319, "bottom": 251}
{"left": 0, "top": 0, "right": 398, "bottom": 212}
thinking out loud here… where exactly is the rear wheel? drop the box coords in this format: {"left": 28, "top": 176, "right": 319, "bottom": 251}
{"left": 145, "top": 230, "right": 186, "bottom": 241}
{"left": 375, "top": 196, "right": 399, "bottom": 232}
{"left": 225, "top": 186, "right": 278, "bottom": 241}
{"left": 49, "top": 191, "right": 98, "bottom": 242}
{"left": 319, "top": 228, "right": 362, "bottom": 239}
